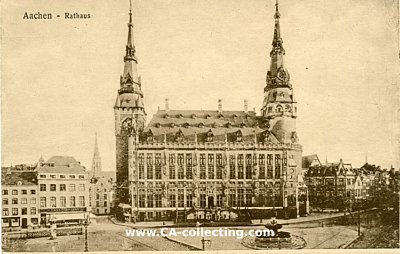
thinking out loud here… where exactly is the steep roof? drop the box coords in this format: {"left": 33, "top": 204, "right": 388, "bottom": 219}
{"left": 302, "top": 154, "right": 321, "bottom": 168}
{"left": 2, "top": 171, "right": 37, "bottom": 186}
{"left": 143, "top": 109, "right": 280, "bottom": 143}
{"left": 37, "top": 156, "right": 86, "bottom": 174}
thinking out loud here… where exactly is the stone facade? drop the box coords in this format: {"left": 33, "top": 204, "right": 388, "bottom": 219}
{"left": 114, "top": 3, "right": 307, "bottom": 221}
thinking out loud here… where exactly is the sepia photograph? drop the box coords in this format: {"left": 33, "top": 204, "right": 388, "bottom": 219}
{"left": 1, "top": 0, "right": 399, "bottom": 252}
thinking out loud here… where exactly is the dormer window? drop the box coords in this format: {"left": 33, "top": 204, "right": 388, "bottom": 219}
{"left": 146, "top": 131, "right": 154, "bottom": 142}
{"left": 177, "top": 114, "right": 183, "bottom": 119}
{"left": 263, "top": 131, "right": 271, "bottom": 143}
{"left": 191, "top": 114, "right": 196, "bottom": 119}
{"left": 240, "top": 123, "right": 246, "bottom": 128}
{"left": 183, "top": 122, "right": 190, "bottom": 128}
{"left": 236, "top": 130, "right": 243, "bottom": 142}
{"left": 170, "top": 123, "right": 175, "bottom": 128}
{"left": 155, "top": 123, "right": 161, "bottom": 128}
{"left": 205, "top": 114, "right": 211, "bottom": 119}
{"left": 275, "top": 105, "right": 283, "bottom": 113}
{"left": 226, "top": 122, "right": 232, "bottom": 128}
{"left": 198, "top": 123, "right": 204, "bottom": 128}
{"left": 218, "top": 113, "right": 224, "bottom": 118}
{"left": 164, "top": 114, "right": 169, "bottom": 119}
{"left": 211, "top": 122, "right": 218, "bottom": 128}
{"left": 175, "top": 130, "right": 184, "bottom": 142}
{"left": 207, "top": 130, "right": 214, "bottom": 142}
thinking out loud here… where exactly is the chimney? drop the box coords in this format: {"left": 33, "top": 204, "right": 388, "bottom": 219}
{"left": 165, "top": 98, "right": 169, "bottom": 112}
{"left": 218, "top": 99, "right": 222, "bottom": 113}
{"left": 244, "top": 99, "right": 248, "bottom": 113}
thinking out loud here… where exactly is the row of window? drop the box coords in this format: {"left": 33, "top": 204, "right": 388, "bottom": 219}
{"left": 39, "top": 183, "right": 85, "bottom": 192}
{"left": 2, "top": 189, "right": 36, "bottom": 195}
{"left": 3, "top": 207, "right": 37, "bottom": 216}
{"left": 39, "top": 196, "right": 85, "bottom": 208}
{"left": 138, "top": 153, "right": 284, "bottom": 180}
{"left": 3, "top": 197, "right": 36, "bottom": 205}
{"left": 39, "top": 174, "right": 85, "bottom": 179}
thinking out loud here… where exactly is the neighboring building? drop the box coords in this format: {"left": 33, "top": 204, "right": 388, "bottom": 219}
{"left": 36, "top": 156, "right": 90, "bottom": 226}
{"left": 1, "top": 168, "right": 39, "bottom": 230}
{"left": 305, "top": 159, "right": 356, "bottom": 210}
{"left": 114, "top": 3, "right": 307, "bottom": 222}
{"left": 88, "top": 134, "right": 116, "bottom": 215}
{"left": 302, "top": 154, "right": 321, "bottom": 176}
{"left": 89, "top": 177, "right": 115, "bottom": 215}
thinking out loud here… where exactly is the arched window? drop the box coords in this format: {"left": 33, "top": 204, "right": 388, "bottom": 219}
{"left": 207, "top": 130, "right": 214, "bottom": 142}
{"left": 275, "top": 105, "right": 283, "bottom": 113}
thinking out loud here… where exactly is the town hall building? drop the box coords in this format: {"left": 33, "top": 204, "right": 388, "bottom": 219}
{"left": 114, "top": 1, "right": 308, "bottom": 222}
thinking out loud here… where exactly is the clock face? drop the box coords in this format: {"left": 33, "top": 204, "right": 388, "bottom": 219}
{"left": 290, "top": 168, "right": 295, "bottom": 174}
{"left": 277, "top": 68, "right": 287, "bottom": 81}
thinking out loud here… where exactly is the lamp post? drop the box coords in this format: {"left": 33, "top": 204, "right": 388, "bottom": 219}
{"left": 196, "top": 221, "right": 210, "bottom": 251}
{"left": 83, "top": 213, "right": 89, "bottom": 252}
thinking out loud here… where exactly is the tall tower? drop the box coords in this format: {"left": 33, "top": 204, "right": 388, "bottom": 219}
{"left": 261, "top": 0, "right": 298, "bottom": 144}
{"left": 261, "top": 0, "right": 304, "bottom": 217}
{"left": 91, "top": 133, "right": 102, "bottom": 177}
{"left": 114, "top": 3, "right": 146, "bottom": 205}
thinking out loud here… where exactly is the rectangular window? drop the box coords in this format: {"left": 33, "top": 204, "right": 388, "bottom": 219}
{"left": 21, "top": 198, "right": 27, "bottom": 204}
{"left": 147, "top": 153, "right": 154, "bottom": 179}
{"left": 216, "top": 154, "right": 223, "bottom": 179}
{"left": 245, "top": 154, "right": 252, "bottom": 179}
{"left": 12, "top": 208, "right": 18, "bottom": 215}
{"left": 147, "top": 193, "right": 153, "bottom": 208}
{"left": 139, "top": 191, "right": 146, "bottom": 208}
{"left": 40, "top": 174, "right": 46, "bottom": 178}
{"left": 275, "top": 155, "right": 281, "bottom": 178}
{"left": 2, "top": 190, "right": 8, "bottom": 195}
{"left": 69, "top": 184, "right": 75, "bottom": 192}
{"left": 69, "top": 175, "right": 76, "bottom": 179}
{"left": 60, "top": 184, "right": 66, "bottom": 191}
{"left": 40, "top": 197, "right": 46, "bottom": 207}
{"left": 22, "top": 190, "right": 27, "bottom": 195}
{"left": 155, "top": 153, "right": 162, "bottom": 179}
{"left": 12, "top": 198, "right": 18, "bottom": 205}
{"left": 237, "top": 154, "right": 244, "bottom": 179}
{"left": 200, "top": 194, "right": 206, "bottom": 208}
{"left": 79, "top": 196, "right": 85, "bottom": 207}
{"left": 50, "top": 184, "right": 56, "bottom": 191}
{"left": 169, "top": 154, "right": 176, "bottom": 179}
{"left": 200, "top": 154, "right": 206, "bottom": 179}
{"left": 238, "top": 189, "right": 244, "bottom": 207}
{"left": 40, "top": 184, "right": 46, "bottom": 191}
{"left": 50, "top": 175, "right": 56, "bottom": 179}
{"left": 21, "top": 208, "right": 27, "bottom": 215}
{"left": 139, "top": 153, "right": 145, "bottom": 179}
{"left": 208, "top": 154, "right": 214, "bottom": 179}
{"left": 50, "top": 197, "right": 56, "bottom": 207}
{"left": 186, "top": 154, "right": 193, "bottom": 179}
{"left": 186, "top": 192, "right": 193, "bottom": 207}
{"left": 229, "top": 155, "right": 236, "bottom": 179}
{"left": 169, "top": 194, "right": 176, "bottom": 208}
{"left": 229, "top": 192, "right": 236, "bottom": 207}
{"left": 259, "top": 154, "right": 265, "bottom": 179}
{"left": 104, "top": 194, "right": 107, "bottom": 199}
{"left": 30, "top": 198, "right": 36, "bottom": 204}
{"left": 69, "top": 196, "right": 76, "bottom": 207}
{"left": 154, "top": 193, "right": 162, "bottom": 208}
{"left": 246, "top": 189, "right": 252, "bottom": 206}
{"left": 30, "top": 207, "right": 36, "bottom": 215}
{"left": 60, "top": 175, "right": 66, "bottom": 179}
{"left": 79, "top": 175, "right": 85, "bottom": 179}
{"left": 60, "top": 197, "right": 66, "bottom": 207}
{"left": 30, "top": 189, "right": 36, "bottom": 195}
{"left": 12, "top": 190, "right": 18, "bottom": 195}
{"left": 3, "top": 209, "right": 9, "bottom": 216}
{"left": 104, "top": 201, "right": 107, "bottom": 207}
{"left": 2, "top": 198, "right": 8, "bottom": 205}
{"left": 79, "top": 184, "right": 85, "bottom": 192}
{"left": 177, "top": 154, "right": 184, "bottom": 179}
{"left": 217, "top": 195, "right": 223, "bottom": 207}
{"left": 177, "top": 189, "right": 184, "bottom": 207}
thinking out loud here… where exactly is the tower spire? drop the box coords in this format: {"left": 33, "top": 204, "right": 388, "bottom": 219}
{"left": 91, "top": 132, "right": 102, "bottom": 177}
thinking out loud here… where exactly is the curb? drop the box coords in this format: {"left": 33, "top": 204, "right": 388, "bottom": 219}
{"left": 162, "top": 236, "right": 202, "bottom": 251}
{"left": 340, "top": 234, "right": 361, "bottom": 249}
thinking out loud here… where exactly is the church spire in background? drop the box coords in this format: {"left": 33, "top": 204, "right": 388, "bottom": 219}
{"left": 91, "top": 132, "right": 102, "bottom": 177}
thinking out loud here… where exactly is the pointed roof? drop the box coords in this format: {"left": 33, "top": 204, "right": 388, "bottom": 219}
{"left": 93, "top": 132, "right": 100, "bottom": 158}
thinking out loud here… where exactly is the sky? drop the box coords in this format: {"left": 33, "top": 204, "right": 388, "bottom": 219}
{"left": 1, "top": 0, "right": 399, "bottom": 170}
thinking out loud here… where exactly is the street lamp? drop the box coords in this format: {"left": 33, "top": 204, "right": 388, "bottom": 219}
{"left": 196, "top": 221, "right": 210, "bottom": 251}
{"left": 83, "top": 213, "right": 90, "bottom": 252}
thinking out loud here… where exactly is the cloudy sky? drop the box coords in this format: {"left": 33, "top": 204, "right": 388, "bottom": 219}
{"left": 1, "top": 0, "right": 399, "bottom": 170}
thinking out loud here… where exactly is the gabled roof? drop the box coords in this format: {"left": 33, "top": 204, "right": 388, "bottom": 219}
{"left": 302, "top": 154, "right": 321, "bottom": 169}
{"left": 38, "top": 156, "right": 86, "bottom": 174}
